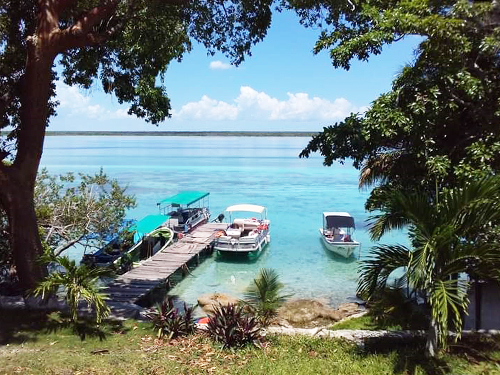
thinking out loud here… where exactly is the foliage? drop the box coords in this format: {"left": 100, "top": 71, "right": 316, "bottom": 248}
{"left": 146, "top": 298, "right": 196, "bottom": 340}
{"left": 34, "top": 168, "right": 136, "bottom": 256}
{"left": 0, "top": 207, "right": 10, "bottom": 267}
{"left": 295, "top": 0, "right": 500, "bottom": 211}
{"left": 358, "top": 177, "right": 500, "bottom": 356}
{"left": 242, "top": 268, "right": 290, "bottom": 326}
{"left": 0, "top": 0, "right": 275, "bottom": 291}
{"left": 113, "top": 252, "right": 134, "bottom": 275}
{"left": 0, "top": 1, "right": 274, "bottom": 147}
{"left": 366, "top": 287, "right": 429, "bottom": 331}
{"left": 206, "top": 303, "right": 260, "bottom": 349}
{"left": 32, "top": 253, "right": 112, "bottom": 324}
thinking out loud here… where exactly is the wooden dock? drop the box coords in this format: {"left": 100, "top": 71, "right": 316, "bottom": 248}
{"left": 104, "top": 222, "right": 228, "bottom": 305}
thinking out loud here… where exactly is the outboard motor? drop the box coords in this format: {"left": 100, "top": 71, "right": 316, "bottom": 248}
{"left": 214, "top": 213, "right": 225, "bottom": 223}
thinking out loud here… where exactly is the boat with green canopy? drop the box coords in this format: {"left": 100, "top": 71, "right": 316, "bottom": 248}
{"left": 157, "top": 191, "right": 210, "bottom": 233}
{"left": 82, "top": 214, "right": 173, "bottom": 270}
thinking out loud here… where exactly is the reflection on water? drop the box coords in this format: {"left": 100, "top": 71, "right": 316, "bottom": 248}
{"left": 40, "top": 135, "right": 408, "bottom": 308}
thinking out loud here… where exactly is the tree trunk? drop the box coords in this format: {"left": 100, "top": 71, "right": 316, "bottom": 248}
{"left": 1, "top": 175, "right": 46, "bottom": 291}
{"left": 425, "top": 318, "right": 439, "bottom": 357}
{"left": 0, "top": 2, "right": 60, "bottom": 292}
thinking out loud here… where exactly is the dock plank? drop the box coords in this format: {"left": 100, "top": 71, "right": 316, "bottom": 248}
{"left": 104, "top": 222, "right": 223, "bottom": 305}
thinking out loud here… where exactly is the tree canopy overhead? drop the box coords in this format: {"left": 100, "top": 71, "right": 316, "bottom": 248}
{"left": 297, "top": 0, "right": 500, "bottom": 209}
{"left": 0, "top": 0, "right": 275, "bottom": 290}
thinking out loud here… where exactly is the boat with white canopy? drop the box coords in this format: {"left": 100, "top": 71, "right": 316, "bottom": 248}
{"left": 214, "top": 204, "right": 270, "bottom": 254}
{"left": 319, "top": 212, "right": 360, "bottom": 258}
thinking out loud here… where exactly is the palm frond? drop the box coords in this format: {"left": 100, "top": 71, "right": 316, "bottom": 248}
{"left": 442, "top": 177, "right": 500, "bottom": 230}
{"left": 368, "top": 190, "right": 435, "bottom": 241}
{"left": 243, "top": 268, "right": 290, "bottom": 324}
{"left": 357, "top": 244, "right": 411, "bottom": 298}
{"left": 429, "top": 278, "right": 469, "bottom": 348}
{"left": 32, "top": 255, "right": 110, "bottom": 323}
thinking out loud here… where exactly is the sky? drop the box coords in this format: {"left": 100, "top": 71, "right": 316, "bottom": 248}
{"left": 51, "top": 10, "right": 422, "bottom": 132}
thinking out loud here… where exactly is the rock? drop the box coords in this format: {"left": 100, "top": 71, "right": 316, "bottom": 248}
{"left": 277, "top": 299, "right": 363, "bottom": 328}
{"left": 24, "top": 295, "right": 64, "bottom": 310}
{"left": 338, "top": 302, "right": 363, "bottom": 315}
{"left": 197, "top": 293, "right": 238, "bottom": 314}
{"left": 0, "top": 295, "right": 25, "bottom": 309}
{"left": 108, "top": 301, "right": 146, "bottom": 321}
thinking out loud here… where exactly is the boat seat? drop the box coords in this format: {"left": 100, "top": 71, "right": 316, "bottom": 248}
{"left": 226, "top": 224, "right": 243, "bottom": 238}
{"left": 233, "top": 218, "right": 260, "bottom": 230}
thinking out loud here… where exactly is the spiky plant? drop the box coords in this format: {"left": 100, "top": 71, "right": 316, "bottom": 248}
{"left": 206, "top": 303, "right": 260, "bottom": 348}
{"left": 359, "top": 177, "right": 500, "bottom": 356}
{"left": 242, "top": 268, "right": 290, "bottom": 326}
{"left": 146, "top": 298, "right": 196, "bottom": 339}
{"left": 32, "top": 255, "right": 112, "bottom": 323}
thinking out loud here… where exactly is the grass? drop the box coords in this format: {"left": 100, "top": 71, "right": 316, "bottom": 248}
{"left": 330, "top": 314, "right": 402, "bottom": 331}
{"left": 1, "top": 309, "right": 500, "bottom": 375}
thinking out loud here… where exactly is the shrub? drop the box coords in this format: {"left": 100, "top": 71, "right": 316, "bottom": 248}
{"left": 147, "top": 298, "right": 196, "bottom": 339}
{"left": 367, "top": 287, "right": 429, "bottom": 330}
{"left": 206, "top": 303, "right": 260, "bottom": 349}
{"left": 242, "top": 268, "right": 290, "bottom": 326}
{"left": 32, "top": 254, "right": 111, "bottom": 323}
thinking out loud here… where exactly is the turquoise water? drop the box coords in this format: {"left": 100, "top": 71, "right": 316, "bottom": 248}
{"left": 40, "top": 135, "right": 406, "bottom": 307}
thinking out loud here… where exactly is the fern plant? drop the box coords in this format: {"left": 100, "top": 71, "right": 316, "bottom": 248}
{"left": 147, "top": 298, "right": 196, "bottom": 339}
{"left": 206, "top": 303, "right": 260, "bottom": 349}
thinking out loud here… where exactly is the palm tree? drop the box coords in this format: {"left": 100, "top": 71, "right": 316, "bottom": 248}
{"left": 242, "top": 268, "right": 290, "bottom": 326}
{"left": 32, "top": 255, "right": 112, "bottom": 323}
{"left": 358, "top": 177, "right": 500, "bottom": 357}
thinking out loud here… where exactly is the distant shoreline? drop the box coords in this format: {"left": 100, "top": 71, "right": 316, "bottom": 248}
{"left": 32, "top": 131, "right": 318, "bottom": 137}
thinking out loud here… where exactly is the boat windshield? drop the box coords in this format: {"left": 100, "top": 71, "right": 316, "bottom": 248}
{"left": 324, "top": 215, "right": 355, "bottom": 229}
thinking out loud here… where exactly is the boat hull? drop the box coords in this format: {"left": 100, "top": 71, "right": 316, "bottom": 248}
{"left": 319, "top": 229, "right": 359, "bottom": 258}
{"left": 214, "top": 232, "right": 270, "bottom": 255}
{"left": 169, "top": 207, "right": 210, "bottom": 233}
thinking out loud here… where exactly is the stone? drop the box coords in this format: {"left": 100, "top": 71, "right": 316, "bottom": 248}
{"left": 197, "top": 292, "right": 239, "bottom": 314}
{"left": 24, "top": 295, "right": 64, "bottom": 310}
{"left": 0, "top": 295, "right": 25, "bottom": 309}
{"left": 276, "top": 299, "right": 363, "bottom": 328}
{"left": 338, "top": 302, "right": 363, "bottom": 315}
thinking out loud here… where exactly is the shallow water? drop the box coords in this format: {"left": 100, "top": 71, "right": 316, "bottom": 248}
{"left": 40, "top": 135, "right": 407, "bottom": 307}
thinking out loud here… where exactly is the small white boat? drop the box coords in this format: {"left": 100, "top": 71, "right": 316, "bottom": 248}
{"left": 214, "top": 204, "right": 270, "bottom": 255}
{"left": 320, "top": 212, "right": 360, "bottom": 258}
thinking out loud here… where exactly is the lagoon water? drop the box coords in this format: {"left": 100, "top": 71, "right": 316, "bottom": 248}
{"left": 40, "top": 135, "right": 406, "bottom": 308}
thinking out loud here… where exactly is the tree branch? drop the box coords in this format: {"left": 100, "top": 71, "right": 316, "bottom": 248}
{"left": 53, "top": 0, "right": 78, "bottom": 13}
{"left": 54, "top": 234, "right": 85, "bottom": 256}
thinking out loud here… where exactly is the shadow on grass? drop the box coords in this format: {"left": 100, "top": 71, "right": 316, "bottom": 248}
{"left": 447, "top": 334, "right": 500, "bottom": 365}
{"left": 358, "top": 334, "right": 500, "bottom": 375}
{"left": 0, "top": 308, "right": 128, "bottom": 345}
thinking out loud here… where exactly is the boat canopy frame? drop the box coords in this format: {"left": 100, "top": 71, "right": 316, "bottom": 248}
{"left": 157, "top": 191, "right": 210, "bottom": 215}
{"left": 226, "top": 204, "right": 266, "bottom": 214}
{"left": 130, "top": 214, "right": 170, "bottom": 243}
{"left": 323, "top": 212, "right": 355, "bottom": 229}
{"left": 225, "top": 204, "right": 268, "bottom": 222}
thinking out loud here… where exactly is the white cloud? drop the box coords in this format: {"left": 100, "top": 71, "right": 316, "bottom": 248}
{"left": 173, "top": 95, "right": 238, "bottom": 120}
{"left": 56, "top": 82, "right": 130, "bottom": 120}
{"left": 173, "top": 86, "right": 360, "bottom": 123}
{"left": 55, "top": 81, "right": 361, "bottom": 127}
{"left": 209, "top": 60, "right": 232, "bottom": 70}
